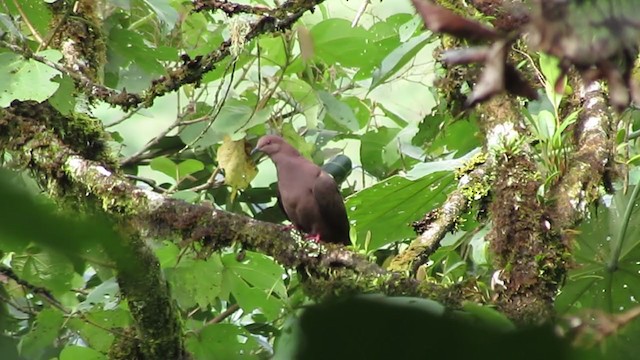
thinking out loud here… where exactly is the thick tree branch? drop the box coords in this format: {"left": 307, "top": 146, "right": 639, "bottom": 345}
{"left": 550, "top": 80, "right": 612, "bottom": 228}
{"left": 388, "top": 158, "right": 489, "bottom": 272}
{"left": 479, "top": 96, "right": 563, "bottom": 324}
{"left": 0, "top": 101, "right": 478, "bottom": 309}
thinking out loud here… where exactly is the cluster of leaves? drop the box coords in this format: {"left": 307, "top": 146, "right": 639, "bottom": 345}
{"left": 1, "top": 0, "right": 640, "bottom": 359}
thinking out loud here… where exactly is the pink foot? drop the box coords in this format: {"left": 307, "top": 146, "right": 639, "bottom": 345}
{"left": 305, "top": 234, "right": 322, "bottom": 243}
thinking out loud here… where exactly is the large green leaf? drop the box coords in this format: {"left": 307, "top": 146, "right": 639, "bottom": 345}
{"left": 142, "top": 0, "right": 179, "bottom": 31}
{"left": 352, "top": 15, "right": 408, "bottom": 80}
{"left": 11, "top": 248, "right": 75, "bottom": 296}
{"left": 557, "top": 186, "right": 640, "bottom": 315}
{"left": 186, "top": 323, "right": 261, "bottom": 360}
{"left": 310, "top": 19, "right": 370, "bottom": 68}
{"left": 3, "top": 0, "right": 51, "bottom": 38}
{"left": 347, "top": 171, "right": 456, "bottom": 250}
{"left": 18, "top": 308, "right": 64, "bottom": 359}
{"left": 68, "top": 309, "right": 130, "bottom": 353}
{"left": 220, "top": 252, "right": 286, "bottom": 321}
{"left": 370, "top": 32, "right": 432, "bottom": 90}
{"left": 360, "top": 127, "right": 402, "bottom": 178}
{"left": 59, "top": 345, "right": 108, "bottom": 360}
{"left": 279, "top": 78, "right": 321, "bottom": 128}
{"left": 317, "top": 91, "right": 360, "bottom": 132}
{"left": 166, "top": 257, "right": 223, "bottom": 310}
{"left": 0, "top": 50, "right": 62, "bottom": 107}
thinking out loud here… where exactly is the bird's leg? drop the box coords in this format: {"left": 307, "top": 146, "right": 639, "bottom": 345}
{"left": 305, "top": 233, "right": 322, "bottom": 243}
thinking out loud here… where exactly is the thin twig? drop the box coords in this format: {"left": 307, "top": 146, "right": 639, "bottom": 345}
{"left": 184, "top": 167, "right": 222, "bottom": 192}
{"left": 351, "top": 0, "right": 371, "bottom": 27}
{"left": 125, "top": 174, "right": 167, "bottom": 193}
{"left": 207, "top": 304, "right": 240, "bottom": 326}
{"left": 177, "top": 60, "right": 237, "bottom": 154}
{"left": 12, "top": 0, "right": 44, "bottom": 45}
{"left": 106, "top": 107, "right": 143, "bottom": 128}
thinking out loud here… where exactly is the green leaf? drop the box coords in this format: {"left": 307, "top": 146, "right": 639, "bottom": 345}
{"left": 142, "top": 0, "right": 179, "bottom": 31}
{"left": 370, "top": 32, "right": 432, "bottom": 90}
{"left": 48, "top": 75, "right": 77, "bottom": 115}
{"left": 281, "top": 123, "right": 314, "bottom": 159}
{"left": 79, "top": 277, "right": 120, "bottom": 310}
{"left": 0, "top": 50, "right": 63, "bottom": 107}
{"left": 150, "top": 156, "right": 177, "bottom": 180}
{"left": 343, "top": 96, "right": 371, "bottom": 129}
{"left": 221, "top": 252, "right": 286, "bottom": 320}
{"left": 107, "top": 27, "right": 165, "bottom": 75}
{"left": 186, "top": 324, "right": 260, "bottom": 360}
{"left": 539, "top": 52, "right": 565, "bottom": 111}
{"left": 274, "top": 296, "right": 567, "bottom": 359}
{"left": 18, "top": 308, "right": 64, "bottom": 359}
{"left": 59, "top": 345, "right": 108, "bottom": 360}
{"left": 317, "top": 91, "right": 359, "bottom": 132}
{"left": 177, "top": 159, "right": 205, "bottom": 180}
{"left": 179, "top": 99, "right": 271, "bottom": 148}
{"left": 310, "top": 19, "right": 370, "bottom": 68}
{"left": 68, "top": 309, "right": 130, "bottom": 353}
{"left": 536, "top": 110, "right": 556, "bottom": 141}
{"left": 155, "top": 241, "right": 180, "bottom": 268}
{"left": 279, "top": 78, "right": 321, "bottom": 129}
{"left": 347, "top": 172, "right": 455, "bottom": 250}
{"left": 360, "top": 127, "right": 402, "bottom": 178}
{"left": 556, "top": 187, "right": 640, "bottom": 314}
{"left": 352, "top": 18, "right": 403, "bottom": 80}
{"left": 3, "top": 0, "right": 51, "bottom": 37}
{"left": 428, "top": 118, "right": 481, "bottom": 157}
{"left": 11, "top": 248, "right": 75, "bottom": 296}
{"left": 166, "top": 257, "right": 223, "bottom": 309}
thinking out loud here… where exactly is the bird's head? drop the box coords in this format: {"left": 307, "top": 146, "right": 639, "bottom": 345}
{"left": 250, "top": 135, "right": 287, "bottom": 157}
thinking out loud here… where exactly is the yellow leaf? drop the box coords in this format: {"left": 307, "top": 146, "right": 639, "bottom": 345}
{"left": 216, "top": 136, "right": 257, "bottom": 200}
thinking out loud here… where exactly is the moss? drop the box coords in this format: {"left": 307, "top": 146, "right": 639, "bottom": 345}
{"left": 488, "top": 153, "right": 568, "bottom": 324}
{"left": 109, "top": 327, "right": 143, "bottom": 360}
{"left": 48, "top": 0, "right": 106, "bottom": 84}
{"left": 455, "top": 152, "right": 488, "bottom": 180}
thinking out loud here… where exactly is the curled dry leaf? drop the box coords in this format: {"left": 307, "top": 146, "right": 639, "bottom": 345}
{"left": 411, "top": 0, "right": 498, "bottom": 41}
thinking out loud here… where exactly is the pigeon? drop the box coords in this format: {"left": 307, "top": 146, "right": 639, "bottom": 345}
{"left": 251, "top": 135, "right": 350, "bottom": 245}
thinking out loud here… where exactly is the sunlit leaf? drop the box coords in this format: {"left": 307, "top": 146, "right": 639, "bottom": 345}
{"left": 0, "top": 50, "right": 62, "bottom": 107}
{"left": 347, "top": 172, "right": 455, "bottom": 250}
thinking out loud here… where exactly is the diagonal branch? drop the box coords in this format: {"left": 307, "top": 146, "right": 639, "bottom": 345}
{"left": 1, "top": 0, "right": 327, "bottom": 111}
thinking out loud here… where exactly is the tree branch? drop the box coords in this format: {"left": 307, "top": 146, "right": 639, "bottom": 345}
{"left": 1, "top": 0, "right": 327, "bottom": 111}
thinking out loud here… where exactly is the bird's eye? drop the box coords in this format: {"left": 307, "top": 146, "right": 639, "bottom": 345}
{"left": 266, "top": 140, "right": 272, "bottom": 145}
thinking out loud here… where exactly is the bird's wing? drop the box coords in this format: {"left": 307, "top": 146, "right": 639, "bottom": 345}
{"left": 275, "top": 186, "right": 291, "bottom": 221}
{"left": 313, "top": 172, "right": 351, "bottom": 245}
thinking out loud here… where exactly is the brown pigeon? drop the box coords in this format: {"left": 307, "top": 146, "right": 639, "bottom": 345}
{"left": 251, "top": 135, "right": 351, "bottom": 245}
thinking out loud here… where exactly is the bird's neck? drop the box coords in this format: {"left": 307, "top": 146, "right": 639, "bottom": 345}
{"left": 270, "top": 146, "right": 302, "bottom": 166}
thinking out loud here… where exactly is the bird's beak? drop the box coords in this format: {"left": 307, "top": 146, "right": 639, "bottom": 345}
{"left": 250, "top": 147, "right": 265, "bottom": 163}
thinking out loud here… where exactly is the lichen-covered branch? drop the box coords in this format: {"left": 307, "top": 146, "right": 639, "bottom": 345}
{"left": 388, "top": 157, "right": 489, "bottom": 272}
{"left": 479, "top": 96, "right": 566, "bottom": 324}
{"left": 0, "top": 100, "right": 473, "bottom": 308}
{"left": 0, "top": 102, "right": 185, "bottom": 359}
{"left": 550, "top": 80, "right": 612, "bottom": 229}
